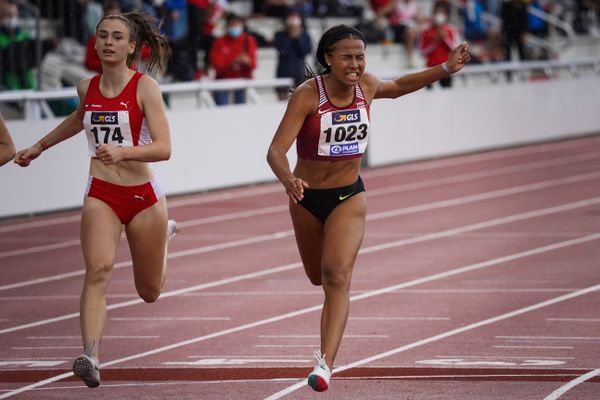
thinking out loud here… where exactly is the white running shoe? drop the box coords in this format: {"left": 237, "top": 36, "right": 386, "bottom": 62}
{"left": 167, "top": 219, "right": 178, "bottom": 240}
{"left": 72, "top": 354, "right": 100, "bottom": 388}
{"left": 307, "top": 350, "right": 331, "bottom": 392}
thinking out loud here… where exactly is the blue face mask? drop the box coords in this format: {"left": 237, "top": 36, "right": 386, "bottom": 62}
{"left": 227, "top": 26, "right": 243, "bottom": 38}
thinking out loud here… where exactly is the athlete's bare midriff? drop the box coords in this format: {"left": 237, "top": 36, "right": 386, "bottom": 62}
{"left": 294, "top": 157, "right": 361, "bottom": 189}
{"left": 89, "top": 158, "right": 153, "bottom": 186}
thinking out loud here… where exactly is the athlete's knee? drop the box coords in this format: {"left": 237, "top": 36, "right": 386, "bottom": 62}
{"left": 321, "top": 265, "right": 350, "bottom": 291}
{"left": 84, "top": 261, "right": 112, "bottom": 286}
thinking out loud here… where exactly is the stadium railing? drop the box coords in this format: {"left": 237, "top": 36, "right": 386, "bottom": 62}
{"left": 1, "top": 58, "right": 599, "bottom": 121}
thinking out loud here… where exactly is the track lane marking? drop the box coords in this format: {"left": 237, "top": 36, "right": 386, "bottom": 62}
{"left": 4, "top": 133, "right": 597, "bottom": 233}
{"left": 265, "top": 283, "right": 600, "bottom": 399}
{"left": 3, "top": 165, "right": 600, "bottom": 290}
{"left": 2, "top": 197, "right": 600, "bottom": 335}
{"left": 1, "top": 148, "right": 598, "bottom": 237}
{"left": 543, "top": 368, "right": 600, "bottom": 400}
{"left": 2, "top": 233, "right": 599, "bottom": 399}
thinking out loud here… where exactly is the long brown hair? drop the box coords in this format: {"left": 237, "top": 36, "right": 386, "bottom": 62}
{"left": 96, "top": 12, "right": 172, "bottom": 76}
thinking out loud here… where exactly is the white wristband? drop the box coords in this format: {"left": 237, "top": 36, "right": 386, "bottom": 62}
{"left": 441, "top": 62, "right": 451, "bottom": 75}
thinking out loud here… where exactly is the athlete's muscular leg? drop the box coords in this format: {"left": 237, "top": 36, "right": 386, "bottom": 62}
{"left": 80, "top": 197, "right": 123, "bottom": 358}
{"left": 126, "top": 196, "right": 168, "bottom": 303}
{"left": 320, "top": 193, "right": 366, "bottom": 369}
{"left": 290, "top": 201, "right": 324, "bottom": 285}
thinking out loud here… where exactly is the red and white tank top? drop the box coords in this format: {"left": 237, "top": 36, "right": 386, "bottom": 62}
{"left": 296, "top": 75, "right": 370, "bottom": 161}
{"left": 82, "top": 72, "right": 150, "bottom": 157}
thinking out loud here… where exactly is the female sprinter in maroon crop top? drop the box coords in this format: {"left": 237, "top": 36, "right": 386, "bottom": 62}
{"left": 267, "top": 24, "right": 470, "bottom": 392}
{"left": 15, "top": 12, "right": 176, "bottom": 388}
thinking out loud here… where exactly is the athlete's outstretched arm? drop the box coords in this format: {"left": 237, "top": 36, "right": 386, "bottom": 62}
{"left": 14, "top": 80, "right": 89, "bottom": 167}
{"left": 267, "top": 83, "right": 315, "bottom": 203}
{"left": 372, "top": 42, "right": 470, "bottom": 99}
{"left": 0, "top": 113, "right": 16, "bottom": 166}
{"left": 96, "top": 75, "right": 171, "bottom": 164}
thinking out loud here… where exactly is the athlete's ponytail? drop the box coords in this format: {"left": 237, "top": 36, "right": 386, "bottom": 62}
{"left": 97, "top": 12, "right": 172, "bottom": 76}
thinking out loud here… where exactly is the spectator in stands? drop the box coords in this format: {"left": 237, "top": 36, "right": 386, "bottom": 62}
{"left": 162, "top": 0, "right": 194, "bottom": 81}
{"left": 187, "top": 0, "right": 227, "bottom": 80}
{"left": 527, "top": 0, "right": 550, "bottom": 60}
{"left": 85, "top": 1, "right": 123, "bottom": 74}
{"left": 573, "top": 0, "right": 600, "bottom": 35}
{"left": 253, "top": 0, "right": 312, "bottom": 17}
{"left": 0, "top": 112, "right": 15, "bottom": 166}
{"left": 461, "top": 0, "right": 502, "bottom": 63}
{"left": 79, "top": 0, "right": 104, "bottom": 43}
{"left": 500, "top": 0, "right": 528, "bottom": 63}
{"left": 0, "top": 0, "right": 37, "bottom": 90}
{"left": 389, "top": 0, "right": 422, "bottom": 67}
{"left": 273, "top": 10, "right": 312, "bottom": 100}
{"left": 209, "top": 13, "right": 257, "bottom": 105}
{"left": 420, "top": 1, "right": 458, "bottom": 88}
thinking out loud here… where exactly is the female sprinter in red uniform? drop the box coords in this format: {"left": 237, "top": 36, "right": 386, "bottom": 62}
{"left": 15, "top": 12, "right": 175, "bottom": 388}
{"left": 267, "top": 25, "right": 470, "bottom": 392}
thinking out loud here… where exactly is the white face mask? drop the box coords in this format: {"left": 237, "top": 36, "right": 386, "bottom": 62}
{"left": 153, "top": 0, "right": 165, "bottom": 6}
{"left": 434, "top": 13, "right": 447, "bottom": 25}
{"left": 2, "top": 17, "right": 18, "bottom": 30}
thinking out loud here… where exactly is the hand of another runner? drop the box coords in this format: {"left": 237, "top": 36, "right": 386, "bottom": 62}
{"left": 14, "top": 144, "right": 42, "bottom": 167}
{"left": 96, "top": 144, "right": 123, "bottom": 165}
{"left": 284, "top": 176, "right": 308, "bottom": 203}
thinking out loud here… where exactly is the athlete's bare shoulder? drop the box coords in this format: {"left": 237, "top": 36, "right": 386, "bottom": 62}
{"left": 288, "top": 78, "right": 319, "bottom": 116}
{"left": 358, "top": 72, "right": 379, "bottom": 104}
{"left": 76, "top": 77, "right": 93, "bottom": 100}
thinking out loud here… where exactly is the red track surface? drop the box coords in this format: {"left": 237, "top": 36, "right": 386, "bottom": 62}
{"left": 1, "top": 135, "right": 600, "bottom": 399}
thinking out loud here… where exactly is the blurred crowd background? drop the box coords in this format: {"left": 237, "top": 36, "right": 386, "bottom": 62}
{"left": 0, "top": 0, "right": 598, "bottom": 100}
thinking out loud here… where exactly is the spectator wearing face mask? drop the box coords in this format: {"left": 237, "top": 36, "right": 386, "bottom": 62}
{"left": 273, "top": 10, "right": 312, "bottom": 100}
{"left": 209, "top": 13, "right": 257, "bottom": 105}
{"left": 0, "top": 0, "right": 37, "bottom": 90}
{"left": 419, "top": 1, "right": 458, "bottom": 88}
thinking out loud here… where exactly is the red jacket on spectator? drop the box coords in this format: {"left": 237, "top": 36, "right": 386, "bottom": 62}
{"left": 209, "top": 32, "right": 257, "bottom": 79}
{"left": 419, "top": 22, "right": 458, "bottom": 67}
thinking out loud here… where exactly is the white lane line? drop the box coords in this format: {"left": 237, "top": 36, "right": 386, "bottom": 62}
{"left": 349, "top": 317, "right": 450, "bottom": 321}
{"left": 4, "top": 140, "right": 595, "bottom": 233}
{"left": 254, "top": 345, "right": 317, "bottom": 348}
{"left": 26, "top": 336, "right": 159, "bottom": 340}
{"left": 496, "top": 336, "right": 600, "bottom": 340}
{"left": 543, "top": 368, "right": 600, "bottom": 400}
{"left": 0, "top": 240, "right": 81, "bottom": 259}
{"left": 258, "top": 335, "right": 389, "bottom": 338}
{"left": 4, "top": 165, "right": 600, "bottom": 293}
{"left": 2, "top": 234, "right": 599, "bottom": 399}
{"left": 363, "top": 137, "right": 600, "bottom": 179}
{"left": 547, "top": 318, "right": 600, "bottom": 322}
{"left": 434, "top": 355, "right": 575, "bottom": 360}
{"left": 0, "top": 231, "right": 294, "bottom": 292}
{"left": 2, "top": 150, "right": 599, "bottom": 259}
{"left": 2, "top": 198, "right": 600, "bottom": 335}
{"left": 367, "top": 152, "right": 600, "bottom": 197}
{"left": 11, "top": 346, "right": 81, "bottom": 350}
{"left": 110, "top": 317, "right": 230, "bottom": 321}
{"left": 264, "top": 284, "right": 600, "bottom": 399}
{"left": 493, "top": 346, "right": 574, "bottom": 349}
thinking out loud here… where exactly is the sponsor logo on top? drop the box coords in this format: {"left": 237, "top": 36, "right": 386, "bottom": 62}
{"left": 332, "top": 109, "right": 360, "bottom": 125}
{"left": 330, "top": 143, "right": 359, "bottom": 155}
{"left": 91, "top": 112, "right": 118, "bottom": 124}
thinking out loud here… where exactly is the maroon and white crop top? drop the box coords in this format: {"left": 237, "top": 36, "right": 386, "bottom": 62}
{"left": 296, "top": 75, "right": 370, "bottom": 161}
